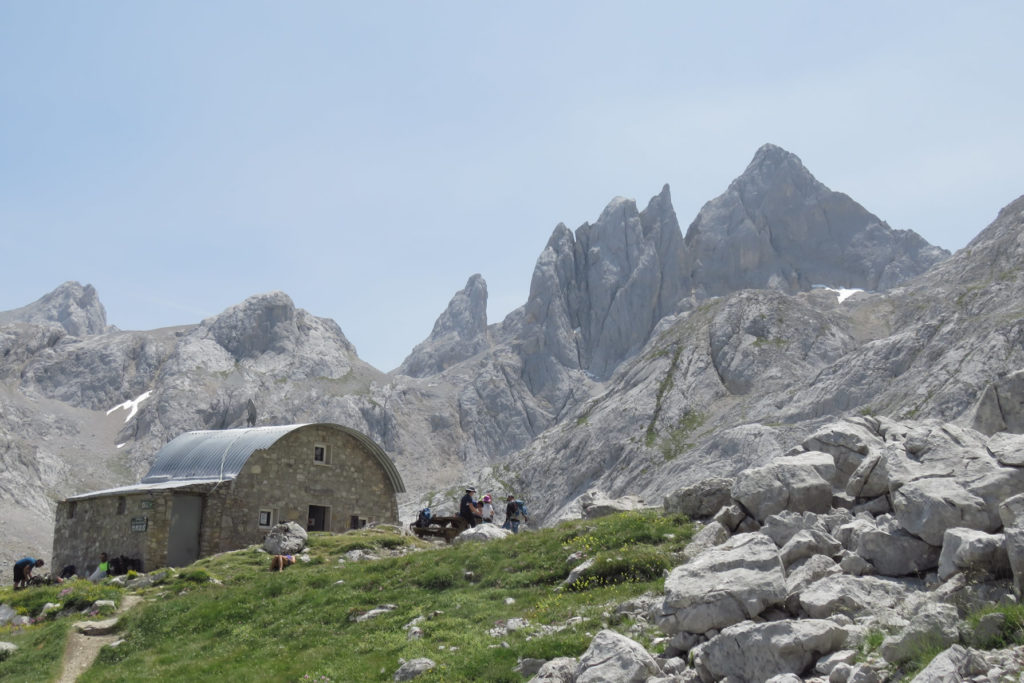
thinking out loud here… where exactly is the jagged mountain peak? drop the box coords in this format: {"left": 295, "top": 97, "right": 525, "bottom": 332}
{"left": 396, "top": 275, "right": 491, "bottom": 377}
{"left": 0, "top": 280, "right": 108, "bottom": 336}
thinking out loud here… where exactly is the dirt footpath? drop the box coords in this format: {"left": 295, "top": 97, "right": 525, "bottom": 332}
{"left": 58, "top": 594, "right": 142, "bottom": 682}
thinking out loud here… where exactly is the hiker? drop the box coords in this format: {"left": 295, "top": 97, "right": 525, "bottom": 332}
{"left": 459, "top": 487, "right": 482, "bottom": 528}
{"left": 89, "top": 552, "right": 110, "bottom": 583}
{"left": 13, "top": 557, "right": 44, "bottom": 589}
{"left": 270, "top": 554, "right": 296, "bottom": 571}
{"left": 480, "top": 495, "right": 495, "bottom": 523}
{"left": 503, "top": 495, "right": 528, "bottom": 534}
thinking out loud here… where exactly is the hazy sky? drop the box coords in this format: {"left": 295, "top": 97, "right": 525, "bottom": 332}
{"left": 3, "top": 3, "right": 1022, "bottom": 371}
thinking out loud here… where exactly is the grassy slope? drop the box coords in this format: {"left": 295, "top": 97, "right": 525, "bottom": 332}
{"left": 2, "top": 511, "right": 694, "bottom": 682}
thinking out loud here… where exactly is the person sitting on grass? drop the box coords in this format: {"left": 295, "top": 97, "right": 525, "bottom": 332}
{"left": 270, "top": 554, "right": 296, "bottom": 571}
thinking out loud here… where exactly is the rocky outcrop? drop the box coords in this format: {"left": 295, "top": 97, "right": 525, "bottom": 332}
{"left": 397, "top": 274, "right": 490, "bottom": 377}
{"left": 0, "top": 281, "right": 107, "bottom": 336}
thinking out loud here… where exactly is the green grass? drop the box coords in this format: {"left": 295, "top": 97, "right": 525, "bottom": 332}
{"left": 0, "top": 510, "right": 693, "bottom": 682}
{"left": 968, "top": 603, "right": 1024, "bottom": 649}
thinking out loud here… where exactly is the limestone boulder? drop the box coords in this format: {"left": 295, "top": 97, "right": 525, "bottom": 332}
{"left": 578, "top": 489, "right": 647, "bottom": 519}
{"left": 393, "top": 658, "right": 436, "bottom": 681}
{"left": 879, "top": 602, "right": 959, "bottom": 665}
{"left": 528, "top": 657, "right": 578, "bottom": 683}
{"left": 655, "top": 533, "right": 785, "bottom": 635}
{"left": 691, "top": 619, "right": 848, "bottom": 683}
{"left": 574, "top": 630, "right": 662, "bottom": 682}
{"left": 845, "top": 451, "right": 888, "bottom": 499}
{"left": 855, "top": 519, "right": 941, "bottom": 576}
{"left": 1004, "top": 527, "right": 1024, "bottom": 597}
{"left": 785, "top": 554, "right": 841, "bottom": 600}
{"left": 986, "top": 431, "right": 1024, "bottom": 467}
{"left": 761, "top": 510, "right": 830, "bottom": 548}
{"left": 893, "top": 478, "right": 993, "bottom": 546}
{"left": 681, "top": 521, "right": 730, "bottom": 561}
{"left": 907, "top": 644, "right": 989, "bottom": 682}
{"left": 802, "top": 419, "right": 881, "bottom": 486}
{"left": 262, "top": 521, "right": 308, "bottom": 555}
{"left": 453, "top": 524, "right": 511, "bottom": 545}
{"left": 937, "top": 528, "right": 1009, "bottom": 581}
{"left": 998, "top": 492, "right": 1024, "bottom": 528}
{"left": 779, "top": 529, "right": 842, "bottom": 567}
{"left": 731, "top": 454, "right": 834, "bottom": 523}
{"left": 797, "top": 575, "right": 919, "bottom": 620}
{"left": 663, "top": 477, "right": 734, "bottom": 519}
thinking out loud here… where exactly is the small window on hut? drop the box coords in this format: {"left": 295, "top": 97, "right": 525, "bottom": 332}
{"left": 117, "top": 497, "right": 127, "bottom": 515}
{"left": 313, "top": 444, "right": 329, "bottom": 465}
{"left": 258, "top": 510, "right": 272, "bottom": 528}
{"left": 67, "top": 502, "right": 77, "bottom": 519}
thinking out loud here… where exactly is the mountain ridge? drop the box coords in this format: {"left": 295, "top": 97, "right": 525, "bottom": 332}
{"left": 1, "top": 143, "right": 1011, "bottom": 574}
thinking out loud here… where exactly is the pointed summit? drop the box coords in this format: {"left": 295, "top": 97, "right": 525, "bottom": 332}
{"left": 396, "top": 275, "right": 490, "bottom": 377}
{"left": 683, "top": 145, "right": 949, "bottom": 296}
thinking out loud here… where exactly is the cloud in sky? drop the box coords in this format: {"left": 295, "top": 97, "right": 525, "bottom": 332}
{"left": 2, "top": 2, "right": 1023, "bottom": 370}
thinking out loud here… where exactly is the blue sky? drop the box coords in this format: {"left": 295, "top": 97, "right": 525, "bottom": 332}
{"left": 3, "top": 2, "right": 1023, "bottom": 371}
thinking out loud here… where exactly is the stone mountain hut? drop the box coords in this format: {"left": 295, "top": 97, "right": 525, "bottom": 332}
{"left": 52, "top": 423, "right": 405, "bottom": 572}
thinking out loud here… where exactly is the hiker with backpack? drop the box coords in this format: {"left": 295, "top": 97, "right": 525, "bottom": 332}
{"left": 503, "top": 495, "right": 528, "bottom": 533}
{"left": 459, "top": 487, "right": 482, "bottom": 528}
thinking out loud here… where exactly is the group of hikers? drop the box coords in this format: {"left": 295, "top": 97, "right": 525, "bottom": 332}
{"left": 11, "top": 552, "right": 113, "bottom": 589}
{"left": 458, "top": 487, "right": 528, "bottom": 533}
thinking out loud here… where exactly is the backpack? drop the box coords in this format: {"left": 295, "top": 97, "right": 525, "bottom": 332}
{"left": 415, "top": 507, "right": 432, "bottom": 528}
{"left": 514, "top": 500, "right": 528, "bottom": 520}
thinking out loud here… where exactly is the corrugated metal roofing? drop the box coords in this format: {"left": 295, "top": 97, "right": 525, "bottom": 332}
{"left": 138, "top": 423, "right": 405, "bottom": 493}
{"left": 68, "top": 479, "right": 222, "bottom": 501}
{"left": 142, "top": 424, "right": 302, "bottom": 483}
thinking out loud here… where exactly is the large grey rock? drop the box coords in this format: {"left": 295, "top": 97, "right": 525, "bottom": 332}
{"left": 986, "top": 431, "right": 1024, "bottom": 467}
{"left": 262, "top": 522, "right": 308, "bottom": 555}
{"left": 779, "top": 529, "right": 843, "bottom": 567}
{"left": 798, "top": 575, "right": 917, "bottom": 620}
{"left": 998, "top": 492, "right": 1024, "bottom": 528}
{"left": 879, "top": 602, "right": 959, "bottom": 665}
{"left": 656, "top": 533, "right": 785, "bottom": 635}
{"left": 691, "top": 618, "right": 848, "bottom": 683}
{"left": 663, "top": 477, "right": 734, "bottom": 519}
{"left": 452, "top": 524, "right": 512, "bottom": 545}
{"left": 803, "top": 420, "right": 881, "bottom": 487}
{"left": 1004, "top": 527, "right": 1024, "bottom": 596}
{"left": 907, "top": 644, "right": 989, "bottom": 682}
{"left": 893, "top": 478, "right": 993, "bottom": 546}
{"left": 731, "top": 454, "right": 835, "bottom": 523}
{"left": 578, "top": 490, "right": 647, "bottom": 519}
{"left": 574, "top": 630, "right": 662, "bottom": 682}
{"left": 937, "top": 528, "right": 1009, "bottom": 581}
{"left": 970, "top": 369, "right": 1024, "bottom": 436}
{"left": 393, "top": 658, "right": 436, "bottom": 681}
{"left": 785, "top": 554, "right": 842, "bottom": 600}
{"left": 761, "top": 510, "right": 830, "bottom": 548}
{"left": 855, "top": 520, "right": 941, "bottom": 576}
{"left": 681, "top": 521, "right": 730, "bottom": 561}
{"left": 528, "top": 657, "right": 578, "bottom": 683}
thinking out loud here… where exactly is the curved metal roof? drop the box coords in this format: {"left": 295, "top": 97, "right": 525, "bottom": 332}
{"left": 141, "top": 423, "right": 405, "bottom": 493}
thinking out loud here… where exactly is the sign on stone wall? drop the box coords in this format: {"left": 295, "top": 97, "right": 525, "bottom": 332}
{"left": 131, "top": 517, "right": 148, "bottom": 532}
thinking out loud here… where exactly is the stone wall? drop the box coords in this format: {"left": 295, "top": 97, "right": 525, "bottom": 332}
{"left": 52, "top": 484, "right": 216, "bottom": 574}
{"left": 217, "top": 425, "right": 400, "bottom": 552}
